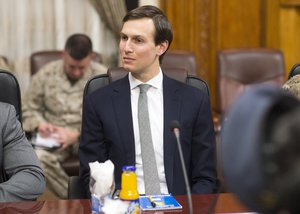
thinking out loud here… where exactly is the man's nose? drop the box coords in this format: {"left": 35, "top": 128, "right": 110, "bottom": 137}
{"left": 72, "top": 68, "right": 83, "bottom": 76}
{"left": 124, "top": 41, "right": 133, "bottom": 53}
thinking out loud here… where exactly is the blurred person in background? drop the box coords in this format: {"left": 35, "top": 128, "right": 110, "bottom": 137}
{"left": 282, "top": 75, "right": 300, "bottom": 100}
{"left": 22, "top": 33, "right": 107, "bottom": 199}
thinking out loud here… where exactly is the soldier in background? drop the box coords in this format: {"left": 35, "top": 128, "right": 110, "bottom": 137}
{"left": 282, "top": 75, "right": 300, "bottom": 100}
{"left": 22, "top": 33, "right": 107, "bottom": 199}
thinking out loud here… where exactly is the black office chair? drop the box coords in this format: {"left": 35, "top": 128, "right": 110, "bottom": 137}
{"left": 85, "top": 67, "right": 209, "bottom": 96}
{"left": 288, "top": 63, "right": 300, "bottom": 80}
{"left": 0, "top": 70, "right": 22, "bottom": 122}
{"left": 68, "top": 67, "right": 210, "bottom": 199}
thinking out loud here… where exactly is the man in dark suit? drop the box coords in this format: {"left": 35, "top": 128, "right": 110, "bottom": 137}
{"left": 79, "top": 5, "right": 217, "bottom": 197}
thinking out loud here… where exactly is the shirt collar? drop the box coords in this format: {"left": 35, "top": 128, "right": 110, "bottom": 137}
{"left": 129, "top": 68, "right": 163, "bottom": 90}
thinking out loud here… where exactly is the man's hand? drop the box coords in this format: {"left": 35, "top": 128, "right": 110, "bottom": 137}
{"left": 53, "top": 127, "right": 80, "bottom": 150}
{"left": 37, "top": 123, "right": 79, "bottom": 150}
{"left": 37, "top": 122, "right": 56, "bottom": 137}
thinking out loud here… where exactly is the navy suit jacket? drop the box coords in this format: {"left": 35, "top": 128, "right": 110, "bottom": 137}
{"left": 79, "top": 73, "right": 217, "bottom": 197}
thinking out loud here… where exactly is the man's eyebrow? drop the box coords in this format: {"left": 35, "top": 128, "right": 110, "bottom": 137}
{"left": 120, "top": 33, "right": 145, "bottom": 41}
{"left": 132, "top": 35, "right": 143, "bottom": 38}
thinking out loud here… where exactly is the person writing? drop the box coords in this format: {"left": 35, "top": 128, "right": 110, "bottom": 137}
{"left": 0, "top": 102, "right": 45, "bottom": 201}
{"left": 79, "top": 5, "right": 217, "bottom": 197}
{"left": 22, "top": 33, "right": 107, "bottom": 199}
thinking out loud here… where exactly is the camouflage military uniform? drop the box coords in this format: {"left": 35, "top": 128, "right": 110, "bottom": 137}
{"left": 283, "top": 75, "right": 300, "bottom": 100}
{"left": 22, "top": 59, "right": 107, "bottom": 199}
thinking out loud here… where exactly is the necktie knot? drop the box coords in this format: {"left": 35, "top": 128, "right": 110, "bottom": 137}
{"left": 139, "top": 84, "right": 151, "bottom": 94}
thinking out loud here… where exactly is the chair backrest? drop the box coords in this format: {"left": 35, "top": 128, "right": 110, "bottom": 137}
{"left": 161, "top": 50, "right": 197, "bottom": 76}
{"left": 216, "top": 48, "right": 285, "bottom": 115}
{"left": 30, "top": 50, "right": 103, "bottom": 75}
{"left": 84, "top": 67, "right": 209, "bottom": 98}
{"left": 288, "top": 63, "right": 300, "bottom": 80}
{"left": 0, "top": 70, "right": 22, "bottom": 122}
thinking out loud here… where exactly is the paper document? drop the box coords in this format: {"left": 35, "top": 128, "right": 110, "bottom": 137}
{"left": 34, "top": 133, "right": 61, "bottom": 149}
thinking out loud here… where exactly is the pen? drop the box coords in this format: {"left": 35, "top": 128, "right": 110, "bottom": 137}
{"left": 149, "top": 195, "right": 156, "bottom": 208}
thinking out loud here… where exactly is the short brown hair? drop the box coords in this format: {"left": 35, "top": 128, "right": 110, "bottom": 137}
{"left": 65, "top": 34, "right": 93, "bottom": 60}
{"left": 122, "top": 5, "right": 173, "bottom": 64}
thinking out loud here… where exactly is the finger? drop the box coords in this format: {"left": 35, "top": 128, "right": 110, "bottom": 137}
{"left": 39, "top": 130, "right": 51, "bottom": 137}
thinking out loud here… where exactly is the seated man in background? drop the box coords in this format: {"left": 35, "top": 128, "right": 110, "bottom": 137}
{"left": 79, "top": 5, "right": 217, "bottom": 197}
{"left": 0, "top": 102, "right": 45, "bottom": 202}
{"left": 282, "top": 75, "right": 300, "bottom": 100}
{"left": 22, "top": 33, "right": 107, "bottom": 199}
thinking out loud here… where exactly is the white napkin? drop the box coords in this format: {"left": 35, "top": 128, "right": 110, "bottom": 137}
{"left": 89, "top": 160, "right": 115, "bottom": 197}
{"left": 102, "top": 197, "right": 129, "bottom": 214}
{"left": 89, "top": 160, "right": 131, "bottom": 213}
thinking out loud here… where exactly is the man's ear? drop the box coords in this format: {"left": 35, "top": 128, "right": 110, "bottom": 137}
{"left": 61, "top": 50, "right": 67, "bottom": 60}
{"left": 157, "top": 41, "right": 169, "bottom": 56}
{"left": 90, "top": 52, "right": 96, "bottom": 60}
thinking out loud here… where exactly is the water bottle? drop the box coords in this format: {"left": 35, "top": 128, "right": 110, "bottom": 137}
{"left": 120, "top": 166, "right": 139, "bottom": 214}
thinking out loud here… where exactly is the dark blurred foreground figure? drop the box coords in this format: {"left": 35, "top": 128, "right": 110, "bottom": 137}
{"left": 222, "top": 84, "right": 300, "bottom": 214}
{"left": 0, "top": 102, "right": 45, "bottom": 201}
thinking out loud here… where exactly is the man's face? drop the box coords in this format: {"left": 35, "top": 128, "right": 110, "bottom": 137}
{"left": 62, "top": 52, "right": 92, "bottom": 80}
{"left": 119, "top": 18, "right": 167, "bottom": 76}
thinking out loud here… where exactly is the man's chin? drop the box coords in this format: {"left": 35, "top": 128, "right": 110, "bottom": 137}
{"left": 122, "top": 65, "right": 133, "bottom": 72}
{"left": 67, "top": 75, "right": 81, "bottom": 82}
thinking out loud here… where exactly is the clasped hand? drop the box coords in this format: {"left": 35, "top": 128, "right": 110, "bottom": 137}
{"left": 38, "top": 122, "right": 79, "bottom": 150}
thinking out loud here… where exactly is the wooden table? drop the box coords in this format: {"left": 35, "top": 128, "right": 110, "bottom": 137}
{"left": 0, "top": 193, "right": 252, "bottom": 214}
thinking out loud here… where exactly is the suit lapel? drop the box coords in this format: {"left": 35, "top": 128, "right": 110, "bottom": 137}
{"left": 163, "top": 75, "right": 181, "bottom": 191}
{"left": 111, "top": 76, "right": 136, "bottom": 165}
{"left": 110, "top": 74, "right": 183, "bottom": 190}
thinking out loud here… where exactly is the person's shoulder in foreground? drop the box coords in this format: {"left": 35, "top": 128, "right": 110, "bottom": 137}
{"left": 0, "top": 102, "right": 45, "bottom": 202}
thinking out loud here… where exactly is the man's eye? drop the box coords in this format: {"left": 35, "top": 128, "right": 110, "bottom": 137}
{"left": 121, "top": 35, "right": 127, "bottom": 41}
{"left": 135, "top": 38, "right": 143, "bottom": 43}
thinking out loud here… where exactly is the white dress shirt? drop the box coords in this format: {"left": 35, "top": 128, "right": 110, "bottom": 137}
{"left": 129, "top": 69, "right": 169, "bottom": 194}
